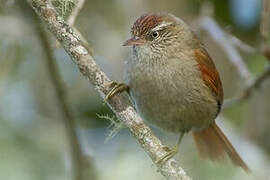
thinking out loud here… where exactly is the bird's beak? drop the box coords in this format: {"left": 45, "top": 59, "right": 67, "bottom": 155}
{"left": 123, "top": 36, "right": 145, "bottom": 46}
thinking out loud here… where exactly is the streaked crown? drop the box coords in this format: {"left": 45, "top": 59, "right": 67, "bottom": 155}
{"left": 131, "top": 14, "right": 163, "bottom": 37}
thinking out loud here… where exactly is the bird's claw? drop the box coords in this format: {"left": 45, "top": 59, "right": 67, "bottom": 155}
{"left": 104, "top": 82, "right": 128, "bottom": 103}
{"left": 155, "top": 145, "right": 179, "bottom": 164}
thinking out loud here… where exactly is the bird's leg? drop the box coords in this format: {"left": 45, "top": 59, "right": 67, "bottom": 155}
{"left": 104, "top": 82, "right": 129, "bottom": 103}
{"left": 156, "top": 133, "right": 184, "bottom": 164}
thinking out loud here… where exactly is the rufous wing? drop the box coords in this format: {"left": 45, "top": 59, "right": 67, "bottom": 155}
{"left": 193, "top": 50, "right": 250, "bottom": 172}
{"left": 194, "top": 47, "right": 223, "bottom": 109}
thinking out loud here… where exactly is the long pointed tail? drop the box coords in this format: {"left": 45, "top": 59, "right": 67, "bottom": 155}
{"left": 192, "top": 122, "right": 250, "bottom": 172}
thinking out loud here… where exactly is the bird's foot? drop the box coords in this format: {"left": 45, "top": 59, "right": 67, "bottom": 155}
{"left": 155, "top": 145, "right": 179, "bottom": 164}
{"left": 104, "top": 82, "right": 129, "bottom": 103}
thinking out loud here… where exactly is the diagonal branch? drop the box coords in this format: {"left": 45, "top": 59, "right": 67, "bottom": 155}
{"left": 226, "top": 34, "right": 256, "bottom": 54}
{"left": 224, "top": 0, "right": 270, "bottom": 107}
{"left": 224, "top": 64, "right": 270, "bottom": 107}
{"left": 33, "top": 14, "right": 86, "bottom": 180}
{"left": 54, "top": 0, "right": 92, "bottom": 55}
{"left": 27, "top": 0, "right": 192, "bottom": 180}
{"left": 198, "top": 17, "right": 251, "bottom": 81}
{"left": 18, "top": 1, "right": 98, "bottom": 179}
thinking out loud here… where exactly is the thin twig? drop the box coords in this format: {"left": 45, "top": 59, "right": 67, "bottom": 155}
{"left": 198, "top": 17, "right": 251, "bottom": 80}
{"left": 33, "top": 13, "right": 85, "bottom": 180}
{"left": 18, "top": 1, "right": 97, "bottom": 179}
{"left": 55, "top": 0, "right": 93, "bottom": 55}
{"left": 67, "top": 0, "right": 85, "bottom": 27}
{"left": 27, "top": 0, "right": 192, "bottom": 180}
{"left": 224, "top": 0, "right": 270, "bottom": 107}
{"left": 224, "top": 65, "right": 270, "bottom": 107}
{"left": 241, "top": 65, "right": 270, "bottom": 98}
{"left": 226, "top": 34, "right": 256, "bottom": 54}
{"left": 67, "top": 0, "right": 94, "bottom": 56}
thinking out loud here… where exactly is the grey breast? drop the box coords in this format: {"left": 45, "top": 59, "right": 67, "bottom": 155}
{"left": 125, "top": 50, "right": 217, "bottom": 132}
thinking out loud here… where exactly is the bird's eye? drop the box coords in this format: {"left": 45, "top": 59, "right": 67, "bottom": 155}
{"left": 152, "top": 31, "right": 159, "bottom": 38}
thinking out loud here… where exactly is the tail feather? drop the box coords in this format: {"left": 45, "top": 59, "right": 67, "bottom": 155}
{"left": 192, "top": 122, "right": 250, "bottom": 172}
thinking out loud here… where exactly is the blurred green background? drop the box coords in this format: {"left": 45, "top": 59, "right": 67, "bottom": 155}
{"left": 0, "top": 0, "right": 269, "bottom": 179}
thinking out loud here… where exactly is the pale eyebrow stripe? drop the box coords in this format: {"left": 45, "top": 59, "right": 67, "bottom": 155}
{"left": 152, "top": 22, "right": 173, "bottom": 31}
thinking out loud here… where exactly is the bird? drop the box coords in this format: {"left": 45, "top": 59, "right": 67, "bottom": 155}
{"left": 104, "top": 12, "right": 249, "bottom": 172}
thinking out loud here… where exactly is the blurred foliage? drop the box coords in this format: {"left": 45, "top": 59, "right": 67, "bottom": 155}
{"left": 0, "top": 0, "right": 269, "bottom": 180}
